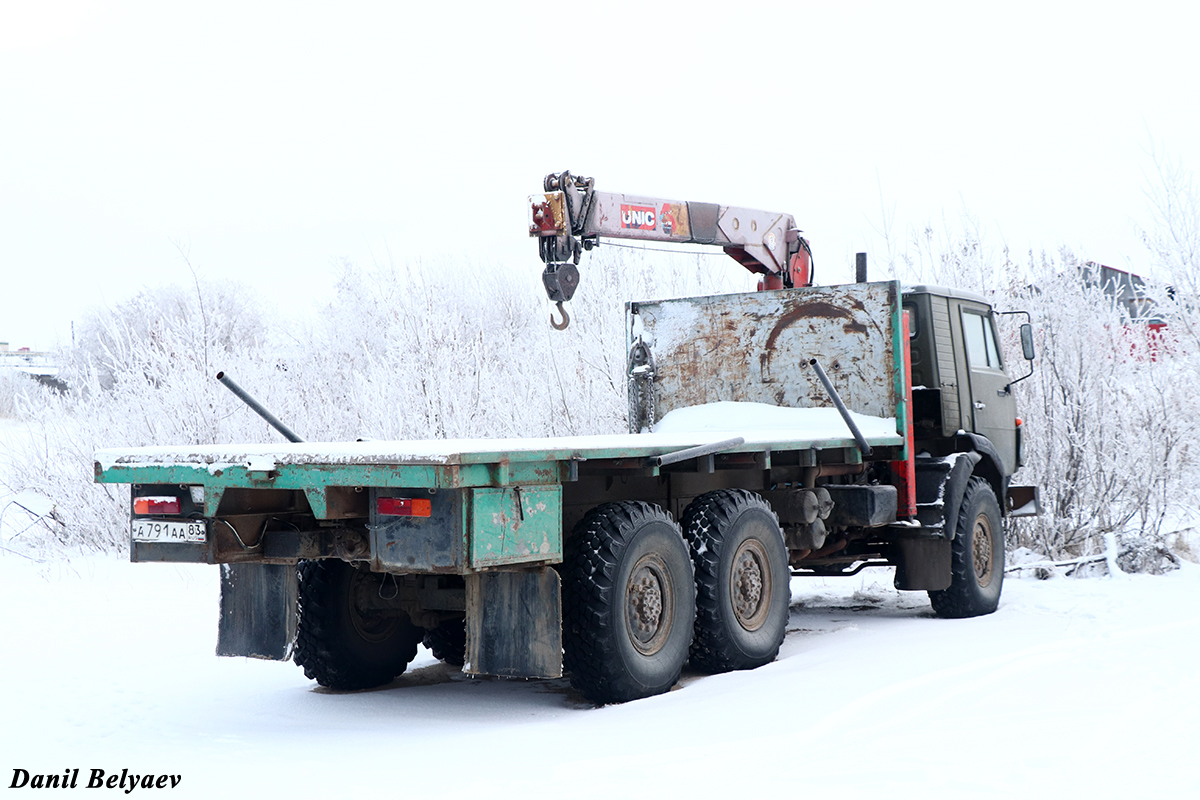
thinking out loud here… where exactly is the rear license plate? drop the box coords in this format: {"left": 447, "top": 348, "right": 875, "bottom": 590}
{"left": 131, "top": 519, "right": 206, "bottom": 543}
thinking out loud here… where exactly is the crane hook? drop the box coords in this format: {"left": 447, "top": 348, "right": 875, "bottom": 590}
{"left": 550, "top": 301, "right": 571, "bottom": 330}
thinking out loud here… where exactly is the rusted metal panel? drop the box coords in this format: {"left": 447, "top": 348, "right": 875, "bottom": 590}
{"left": 368, "top": 485, "right": 562, "bottom": 574}
{"left": 322, "top": 486, "right": 369, "bottom": 519}
{"left": 1006, "top": 484, "right": 1041, "bottom": 517}
{"left": 468, "top": 485, "right": 562, "bottom": 568}
{"left": 465, "top": 568, "right": 562, "bottom": 679}
{"left": 370, "top": 488, "right": 465, "bottom": 573}
{"left": 627, "top": 282, "right": 902, "bottom": 431}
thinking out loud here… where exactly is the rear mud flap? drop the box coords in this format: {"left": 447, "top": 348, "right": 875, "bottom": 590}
{"left": 217, "top": 563, "right": 298, "bottom": 660}
{"left": 465, "top": 568, "right": 562, "bottom": 679}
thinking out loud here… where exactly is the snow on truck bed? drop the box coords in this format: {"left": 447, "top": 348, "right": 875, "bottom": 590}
{"left": 94, "top": 402, "right": 901, "bottom": 471}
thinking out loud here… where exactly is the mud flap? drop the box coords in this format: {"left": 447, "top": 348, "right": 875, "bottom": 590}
{"left": 901, "top": 452, "right": 982, "bottom": 591}
{"left": 217, "top": 563, "right": 298, "bottom": 660}
{"left": 894, "top": 538, "right": 952, "bottom": 591}
{"left": 465, "top": 567, "right": 562, "bottom": 679}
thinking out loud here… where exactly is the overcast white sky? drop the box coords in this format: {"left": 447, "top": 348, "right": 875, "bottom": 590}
{"left": 3, "top": 0, "right": 1198, "bottom": 350}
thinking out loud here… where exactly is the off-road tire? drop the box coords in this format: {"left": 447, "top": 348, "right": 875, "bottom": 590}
{"left": 422, "top": 618, "right": 466, "bottom": 666}
{"left": 293, "top": 559, "right": 422, "bottom": 690}
{"left": 561, "top": 501, "right": 695, "bottom": 705}
{"left": 929, "top": 477, "right": 1004, "bottom": 618}
{"left": 682, "top": 489, "right": 789, "bottom": 673}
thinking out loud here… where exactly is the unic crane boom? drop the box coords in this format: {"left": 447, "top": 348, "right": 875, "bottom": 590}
{"left": 529, "top": 170, "right": 814, "bottom": 328}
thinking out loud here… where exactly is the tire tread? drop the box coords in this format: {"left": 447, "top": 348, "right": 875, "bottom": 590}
{"left": 293, "top": 559, "right": 421, "bottom": 690}
{"left": 561, "top": 501, "right": 692, "bottom": 704}
{"left": 682, "top": 489, "right": 788, "bottom": 673}
{"left": 423, "top": 619, "right": 466, "bottom": 666}
{"left": 929, "top": 477, "right": 1005, "bottom": 619}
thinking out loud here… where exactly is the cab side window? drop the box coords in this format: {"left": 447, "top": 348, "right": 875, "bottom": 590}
{"left": 963, "top": 310, "right": 1002, "bottom": 369}
{"left": 902, "top": 303, "right": 919, "bottom": 339}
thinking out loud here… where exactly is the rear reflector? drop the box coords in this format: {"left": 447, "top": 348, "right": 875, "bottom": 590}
{"left": 377, "top": 497, "right": 432, "bottom": 517}
{"left": 134, "top": 496, "right": 181, "bottom": 515}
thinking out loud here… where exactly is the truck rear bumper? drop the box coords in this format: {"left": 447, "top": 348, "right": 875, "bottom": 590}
{"left": 130, "top": 538, "right": 210, "bottom": 564}
{"left": 127, "top": 484, "right": 566, "bottom": 574}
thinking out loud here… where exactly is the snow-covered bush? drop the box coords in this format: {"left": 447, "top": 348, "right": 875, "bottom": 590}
{"left": 0, "top": 370, "right": 34, "bottom": 419}
{"left": 1012, "top": 252, "right": 1198, "bottom": 570}
{"left": 8, "top": 198, "right": 1196, "bottom": 571}
{"left": 2, "top": 281, "right": 278, "bottom": 557}
{"left": 0, "top": 249, "right": 746, "bottom": 558}
{"left": 882, "top": 214, "right": 1199, "bottom": 571}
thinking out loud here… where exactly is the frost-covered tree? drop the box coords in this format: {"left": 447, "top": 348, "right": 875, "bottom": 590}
{"left": 10, "top": 197, "right": 1196, "bottom": 570}
{"left": 1012, "top": 252, "right": 1192, "bottom": 571}
{"left": 0, "top": 248, "right": 746, "bottom": 558}
{"left": 881, "top": 211, "right": 1194, "bottom": 572}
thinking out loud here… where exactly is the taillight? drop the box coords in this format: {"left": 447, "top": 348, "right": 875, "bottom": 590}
{"left": 134, "top": 496, "right": 181, "bottom": 515}
{"left": 376, "top": 497, "right": 432, "bottom": 517}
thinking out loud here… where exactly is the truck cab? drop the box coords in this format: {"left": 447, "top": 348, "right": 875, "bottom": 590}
{"left": 904, "top": 285, "right": 1032, "bottom": 509}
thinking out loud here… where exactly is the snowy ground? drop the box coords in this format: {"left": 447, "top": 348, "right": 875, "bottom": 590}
{"left": 2, "top": 554, "right": 1197, "bottom": 798}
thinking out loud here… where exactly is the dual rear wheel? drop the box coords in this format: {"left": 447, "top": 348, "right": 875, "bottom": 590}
{"left": 683, "top": 489, "right": 791, "bottom": 674}
{"left": 293, "top": 490, "right": 795, "bottom": 702}
{"left": 293, "top": 559, "right": 423, "bottom": 691}
{"left": 561, "top": 491, "right": 790, "bottom": 705}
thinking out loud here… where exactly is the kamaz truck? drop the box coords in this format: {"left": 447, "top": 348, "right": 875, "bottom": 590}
{"left": 93, "top": 171, "right": 1037, "bottom": 705}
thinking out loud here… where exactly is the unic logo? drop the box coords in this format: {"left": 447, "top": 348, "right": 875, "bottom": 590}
{"left": 620, "top": 204, "right": 656, "bottom": 230}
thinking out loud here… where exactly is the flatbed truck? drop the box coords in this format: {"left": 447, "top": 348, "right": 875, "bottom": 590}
{"left": 93, "top": 173, "right": 1037, "bottom": 704}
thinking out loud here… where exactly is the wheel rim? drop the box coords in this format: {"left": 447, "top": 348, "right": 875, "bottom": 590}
{"left": 730, "top": 538, "right": 772, "bottom": 631}
{"left": 626, "top": 554, "right": 675, "bottom": 656}
{"left": 349, "top": 570, "right": 400, "bottom": 644}
{"left": 972, "top": 514, "right": 995, "bottom": 588}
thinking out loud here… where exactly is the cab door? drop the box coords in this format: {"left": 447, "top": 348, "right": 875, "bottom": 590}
{"left": 959, "top": 304, "right": 1018, "bottom": 475}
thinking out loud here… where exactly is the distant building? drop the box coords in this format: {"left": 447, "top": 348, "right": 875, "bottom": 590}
{"left": 1080, "top": 263, "right": 1164, "bottom": 324}
{"left": 1079, "top": 263, "right": 1176, "bottom": 361}
{"left": 0, "top": 342, "right": 65, "bottom": 391}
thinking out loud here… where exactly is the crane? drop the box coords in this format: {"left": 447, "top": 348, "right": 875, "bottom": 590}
{"left": 529, "top": 170, "right": 814, "bottom": 329}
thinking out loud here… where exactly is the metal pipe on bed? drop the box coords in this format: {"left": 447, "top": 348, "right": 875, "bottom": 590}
{"left": 215, "top": 371, "right": 305, "bottom": 444}
{"left": 646, "top": 436, "right": 746, "bottom": 468}
{"left": 807, "top": 358, "right": 873, "bottom": 457}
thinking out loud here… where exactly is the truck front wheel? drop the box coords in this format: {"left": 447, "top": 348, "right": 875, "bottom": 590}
{"left": 561, "top": 502, "right": 695, "bottom": 704}
{"left": 294, "top": 559, "right": 423, "bottom": 690}
{"left": 682, "top": 489, "right": 790, "bottom": 673}
{"left": 929, "top": 477, "right": 1004, "bottom": 619}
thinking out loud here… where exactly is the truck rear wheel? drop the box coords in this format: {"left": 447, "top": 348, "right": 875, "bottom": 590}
{"left": 561, "top": 502, "right": 695, "bottom": 704}
{"left": 422, "top": 618, "right": 466, "bottom": 666}
{"left": 929, "top": 477, "right": 1004, "bottom": 619}
{"left": 682, "top": 489, "right": 789, "bottom": 673}
{"left": 294, "top": 559, "right": 423, "bottom": 690}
